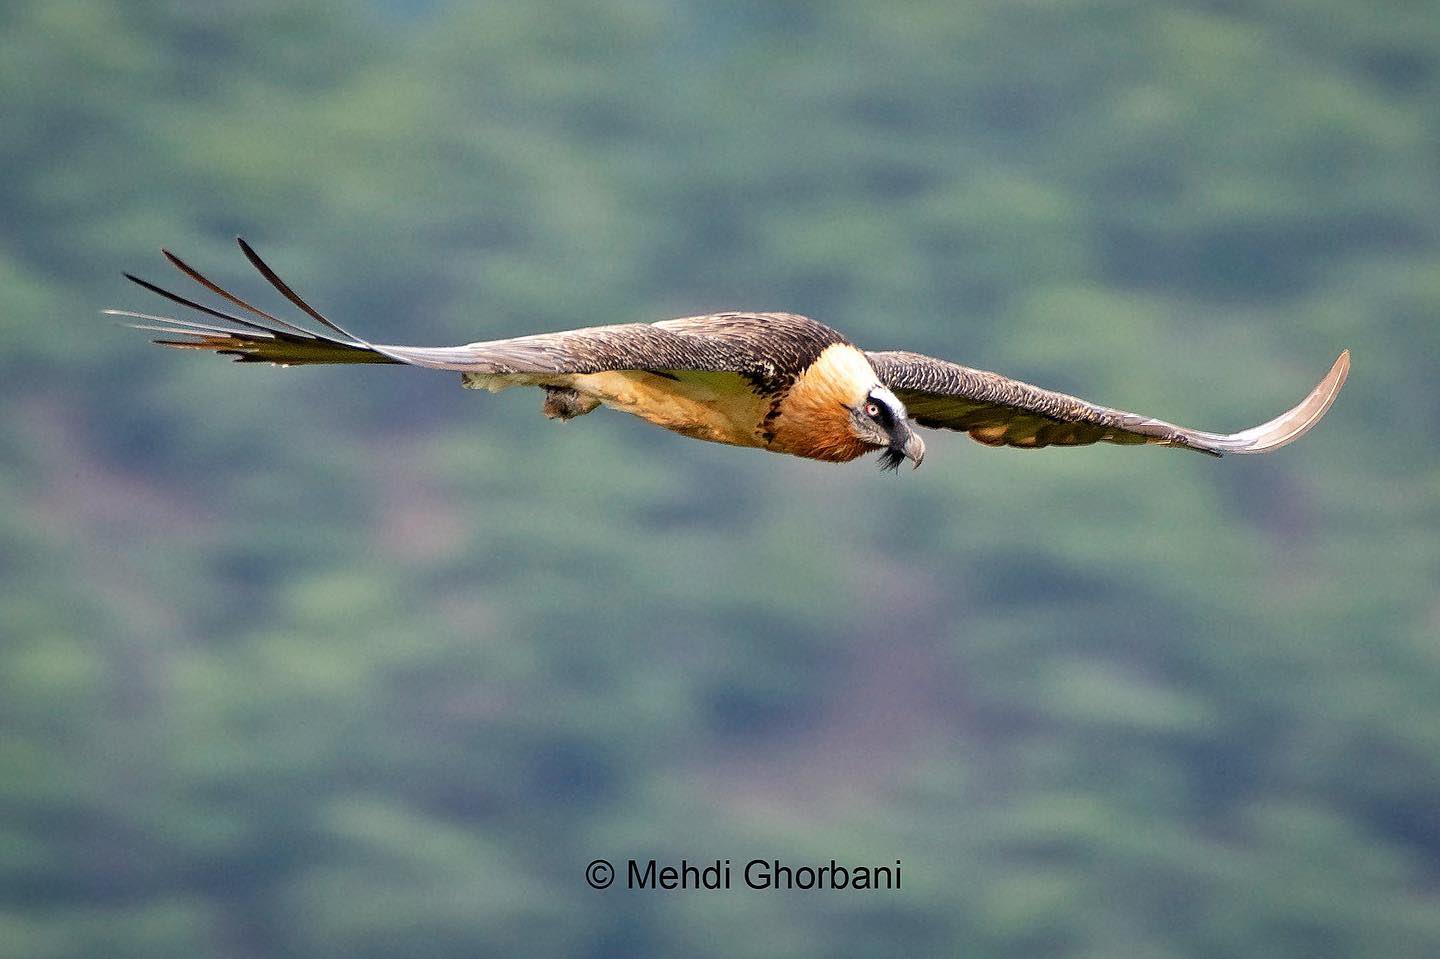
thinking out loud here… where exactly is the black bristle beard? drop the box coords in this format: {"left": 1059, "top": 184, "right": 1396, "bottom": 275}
{"left": 877, "top": 447, "right": 905, "bottom": 472}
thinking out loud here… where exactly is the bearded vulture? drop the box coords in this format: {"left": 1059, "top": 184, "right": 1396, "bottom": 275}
{"left": 110, "top": 239, "right": 1349, "bottom": 470}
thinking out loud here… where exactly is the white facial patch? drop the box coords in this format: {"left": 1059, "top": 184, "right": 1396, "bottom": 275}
{"left": 870, "top": 384, "right": 907, "bottom": 421}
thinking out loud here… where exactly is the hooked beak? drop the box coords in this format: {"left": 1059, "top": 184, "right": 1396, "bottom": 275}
{"left": 895, "top": 424, "right": 926, "bottom": 470}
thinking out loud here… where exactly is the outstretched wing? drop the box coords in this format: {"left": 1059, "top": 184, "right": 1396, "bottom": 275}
{"left": 865, "top": 349, "right": 1349, "bottom": 456}
{"left": 111, "top": 238, "right": 834, "bottom": 382}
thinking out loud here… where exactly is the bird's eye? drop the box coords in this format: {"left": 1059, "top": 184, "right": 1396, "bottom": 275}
{"left": 865, "top": 401, "right": 880, "bottom": 418}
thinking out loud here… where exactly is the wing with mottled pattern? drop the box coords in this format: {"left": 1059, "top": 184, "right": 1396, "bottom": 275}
{"left": 865, "top": 349, "right": 1349, "bottom": 456}
{"left": 111, "top": 239, "right": 841, "bottom": 385}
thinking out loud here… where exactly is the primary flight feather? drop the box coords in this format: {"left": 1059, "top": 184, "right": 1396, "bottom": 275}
{"left": 111, "top": 238, "right": 1349, "bottom": 470}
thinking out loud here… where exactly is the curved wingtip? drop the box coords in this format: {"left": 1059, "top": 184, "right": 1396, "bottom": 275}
{"left": 1190, "top": 349, "right": 1350, "bottom": 455}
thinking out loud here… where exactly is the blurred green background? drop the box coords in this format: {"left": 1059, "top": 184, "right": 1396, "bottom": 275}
{"left": 3, "top": 1, "right": 1438, "bottom": 956}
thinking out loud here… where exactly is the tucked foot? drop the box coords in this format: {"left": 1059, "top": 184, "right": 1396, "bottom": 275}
{"left": 542, "top": 387, "right": 601, "bottom": 420}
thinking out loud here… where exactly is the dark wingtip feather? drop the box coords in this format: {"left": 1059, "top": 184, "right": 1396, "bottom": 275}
{"left": 161, "top": 247, "right": 320, "bottom": 339}
{"left": 235, "top": 237, "right": 367, "bottom": 344}
{"left": 121, "top": 271, "right": 292, "bottom": 338}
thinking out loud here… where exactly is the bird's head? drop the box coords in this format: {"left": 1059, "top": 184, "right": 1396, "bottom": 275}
{"left": 849, "top": 384, "right": 926, "bottom": 471}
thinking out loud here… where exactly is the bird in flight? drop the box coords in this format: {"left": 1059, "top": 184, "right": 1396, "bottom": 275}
{"left": 111, "top": 239, "right": 1349, "bottom": 470}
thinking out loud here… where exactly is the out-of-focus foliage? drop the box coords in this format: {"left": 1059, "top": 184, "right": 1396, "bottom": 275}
{"left": 2, "top": 0, "right": 1438, "bottom": 955}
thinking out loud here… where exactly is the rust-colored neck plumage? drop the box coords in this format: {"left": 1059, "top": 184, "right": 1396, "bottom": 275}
{"left": 769, "top": 343, "right": 878, "bottom": 462}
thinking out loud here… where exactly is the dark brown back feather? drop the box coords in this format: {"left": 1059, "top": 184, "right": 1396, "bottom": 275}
{"left": 381, "top": 312, "right": 845, "bottom": 396}
{"left": 114, "top": 239, "right": 847, "bottom": 386}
